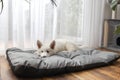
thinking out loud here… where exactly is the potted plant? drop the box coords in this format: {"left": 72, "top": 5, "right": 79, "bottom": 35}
{"left": 108, "top": 0, "right": 120, "bottom": 18}
{"left": 108, "top": 0, "right": 120, "bottom": 10}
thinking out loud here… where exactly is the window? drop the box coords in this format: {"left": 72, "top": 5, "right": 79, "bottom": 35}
{"left": 43, "top": 0, "right": 84, "bottom": 44}
{"left": 56, "top": 0, "right": 84, "bottom": 43}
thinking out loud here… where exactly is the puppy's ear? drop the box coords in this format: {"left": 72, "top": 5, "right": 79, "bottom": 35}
{"left": 50, "top": 40, "right": 55, "bottom": 49}
{"left": 37, "top": 40, "right": 42, "bottom": 49}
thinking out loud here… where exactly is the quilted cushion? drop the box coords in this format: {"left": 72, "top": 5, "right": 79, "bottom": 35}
{"left": 6, "top": 48, "right": 120, "bottom": 78}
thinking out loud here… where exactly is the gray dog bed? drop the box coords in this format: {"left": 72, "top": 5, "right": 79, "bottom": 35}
{"left": 6, "top": 48, "right": 120, "bottom": 78}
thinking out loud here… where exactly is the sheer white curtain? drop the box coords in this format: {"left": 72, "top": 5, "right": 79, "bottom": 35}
{"left": 8, "top": 0, "right": 30, "bottom": 48}
{"left": 82, "top": 0, "right": 106, "bottom": 48}
{"left": 0, "top": 0, "right": 106, "bottom": 55}
{"left": 30, "top": 0, "right": 56, "bottom": 43}
{"left": 0, "top": 0, "right": 84, "bottom": 55}
{"left": 0, "top": 0, "right": 8, "bottom": 54}
{"left": 8, "top": 0, "right": 55, "bottom": 49}
{"left": 31, "top": 0, "right": 46, "bottom": 43}
{"left": 0, "top": 0, "right": 57, "bottom": 55}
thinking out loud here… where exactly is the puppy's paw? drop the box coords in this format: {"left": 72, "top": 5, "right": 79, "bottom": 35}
{"left": 34, "top": 51, "right": 38, "bottom": 54}
{"left": 34, "top": 51, "right": 41, "bottom": 56}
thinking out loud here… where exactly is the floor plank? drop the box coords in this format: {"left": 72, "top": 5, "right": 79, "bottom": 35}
{"left": 0, "top": 56, "right": 18, "bottom": 80}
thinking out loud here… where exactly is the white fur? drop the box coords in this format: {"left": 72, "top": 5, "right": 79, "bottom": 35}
{"left": 34, "top": 39, "right": 79, "bottom": 57}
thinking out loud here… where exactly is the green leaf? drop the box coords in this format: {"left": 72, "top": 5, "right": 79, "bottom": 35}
{"left": 114, "top": 25, "right": 120, "bottom": 34}
{"left": 109, "top": 0, "right": 119, "bottom": 11}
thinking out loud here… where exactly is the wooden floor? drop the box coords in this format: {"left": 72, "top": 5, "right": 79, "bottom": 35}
{"left": 0, "top": 48, "right": 120, "bottom": 80}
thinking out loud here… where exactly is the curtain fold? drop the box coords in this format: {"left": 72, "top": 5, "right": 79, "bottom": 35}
{"left": 83, "top": 0, "right": 106, "bottom": 48}
{"left": 0, "top": 0, "right": 56, "bottom": 52}
{"left": 0, "top": 0, "right": 8, "bottom": 54}
{"left": 30, "top": 0, "right": 46, "bottom": 47}
{"left": 8, "top": 0, "right": 31, "bottom": 49}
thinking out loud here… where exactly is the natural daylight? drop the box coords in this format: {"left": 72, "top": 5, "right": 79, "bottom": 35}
{"left": 0, "top": 0, "right": 120, "bottom": 80}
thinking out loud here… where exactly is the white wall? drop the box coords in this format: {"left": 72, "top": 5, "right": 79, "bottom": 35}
{"left": 116, "top": 4, "right": 120, "bottom": 19}
{"left": 103, "top": 0, "right": 112, "bottom": 19}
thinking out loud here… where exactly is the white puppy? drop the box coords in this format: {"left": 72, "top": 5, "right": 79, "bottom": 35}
{"left": 34, "top": 39, "right": 79, "bottom": 57}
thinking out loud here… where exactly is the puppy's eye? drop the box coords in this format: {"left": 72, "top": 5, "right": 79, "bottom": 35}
{"left": 46, "top": 50, "right": 49, "bottom": 53}
{"left": 41, "top": 51, "right": 43, "bottom": 53}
